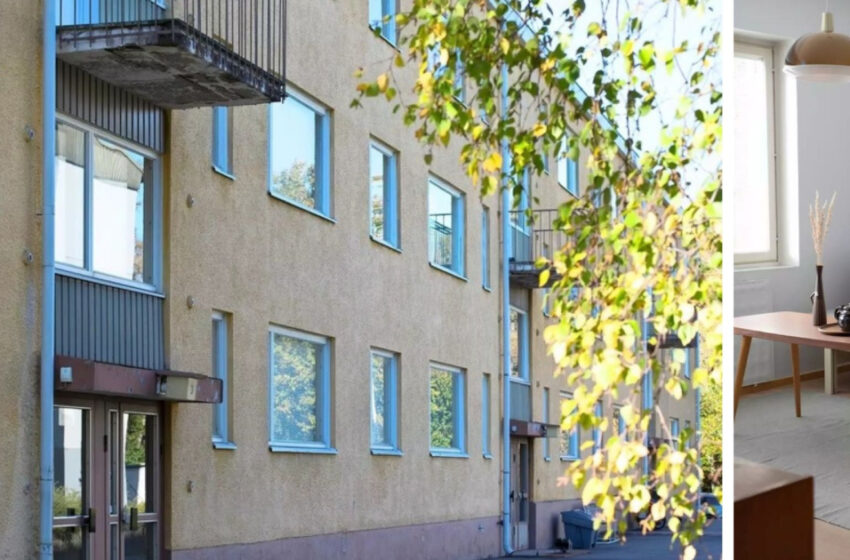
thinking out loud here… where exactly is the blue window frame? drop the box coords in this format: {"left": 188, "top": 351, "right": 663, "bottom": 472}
{"left": 592, "top": 401, "right": 603, "bottom": 453}
{"left": 212, "top": 106, "right": 233, "bottom": 177}
{"left": 454, "top": 51, "right": 466, "bottom": 103}
{"left": 482, "top": 207, "right": 491, "bottom": 290}
{"left": 560, "top": 392, "right": 579, "bottom": 461}
{"left": 370, "top": 349, "right": 401, "bottom": 455}
{"left": 615, "top": 406, "right": 627, "bottom": 439}
{"left": 268, "top": 326, "right": 335, "bottom": 453}
{"left": 671, "top": 417, "right": 680, "bottom": 443}
{"left": 368, "top": 0, "right": 397, "bottom": 44}
{"left": 557, "top": 135, "right": 579, "bottom": 196}
{"left": 212, "top": 311, "right": 235, "bottom": 449}
{"left": 369, "top": 141, "right": 399, "bottom": 248}
{"left": 510, "top": 307, "right": 529, "bottom": 381}
{"left": 482, "top": 374, "right": 492, "bottom": 458}
{"left": 429, "top": 363, "right": 467, "bottom": 457}
{"left": 269, "top": 89, "right": 332, "bottom": 218}
{"left": 543, "top": 388, "right": 551, "bottom": 461}
{"left": 428, "top": 176, "right": 466, "bottom": 277}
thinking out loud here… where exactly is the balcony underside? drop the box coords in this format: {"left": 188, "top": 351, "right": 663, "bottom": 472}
{"left": 57, "top": 19, "right": 285, "bottom": 109}
{"left": 509, "top": 262, "right": 559, "bottom": 289}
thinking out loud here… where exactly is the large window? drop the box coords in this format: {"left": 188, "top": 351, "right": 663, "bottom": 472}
{"left": 55, "top": 119, "right": 158, "bottom": 287}
{"left": 369, "top": 141, "right": 400, "bottom": 248}
{"left": 212, "top": 312, "right": 235, "bottom": 449}
{"left": 212, "top": 106, "right": 233, "bottom": 177}
{"left": 481, "top": 207, "right": 491, "bottom": 289}
{"left": 368, "top": 0, "right": 397, "bottom": 44}
{"left": 269, "top": 90, "right": 332, "bottom": 217}
{"left": 557, "top": 134, "right": 579, "bottom": 196}
{"left": 510, "top": 308, "right": 529, "bottom": 380}
{"left": 268, "top": 327, "right": 334, "bottom": 453}
{"left": 559, "top": 392, "right": 579, "bottom": 461}
{"left": 428, "top": 177, "right": 465, "bottom": 276}
{"left": 370, "top": 349, "right": 401, "bottom": 455}
{"left": 429, "top": 363, "right": 467, "bottom": 457}
{"left": 482, "top": 373, "right": 491, "bottom": 458}
{"left": 671, "top": 417, "right": 680, "bottom": 444}
{"left": 734, "top": 41, "right": 777, "bottom": 264}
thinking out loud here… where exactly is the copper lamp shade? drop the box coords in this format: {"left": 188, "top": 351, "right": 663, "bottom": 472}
{"left": 785, "top": 12, "right": 850, "bottom": 82}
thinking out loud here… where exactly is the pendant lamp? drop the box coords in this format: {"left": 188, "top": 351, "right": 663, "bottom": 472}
{"left": 785, "top": 3, "right": 850, "bottom": 82}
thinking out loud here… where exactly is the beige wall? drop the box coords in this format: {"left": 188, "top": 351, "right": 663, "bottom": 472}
{"left": 0, "top": 0, "right": 44, "bottom": 555}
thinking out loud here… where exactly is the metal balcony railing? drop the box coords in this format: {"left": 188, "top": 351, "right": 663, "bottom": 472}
{"left": 429, "top": 212, "right": 454, "bottom": 270}
{"left": 56, "top": 0, "right": 286, "bottom": 108}
{"left": 509, "top": 209, "right": 566, "bottom": 289}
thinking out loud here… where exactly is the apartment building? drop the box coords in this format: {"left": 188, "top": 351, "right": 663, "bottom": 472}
{"left": 0, "top": 1, "right": 697, "bottom": 558}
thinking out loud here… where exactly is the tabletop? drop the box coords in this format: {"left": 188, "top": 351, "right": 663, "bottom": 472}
{"left": 734, "top": 311, "right": 850, "bottom": 352}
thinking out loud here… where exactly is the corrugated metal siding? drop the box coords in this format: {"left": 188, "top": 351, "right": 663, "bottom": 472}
{"left": 55, "top": 274, "right": 165, "bottom": 370}
{"left": 510, "top": 381, "right": 531, "bottom": 422}
{"left": 56, "top": 60, "right": 164, "bottom": 153}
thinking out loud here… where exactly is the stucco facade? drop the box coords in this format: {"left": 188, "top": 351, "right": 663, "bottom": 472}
{"left": 0, "top": 1, "right": 696, "bottom": 558}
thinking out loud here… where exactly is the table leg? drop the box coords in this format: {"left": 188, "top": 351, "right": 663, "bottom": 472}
{"left": 734, "top": 336, "right": 752, "bottom": 418}
{"left": 791, "top": 343, "right": 801, "bottom": 417}
{"left": 825, "top": 348, "right": 837, "bottom": 395}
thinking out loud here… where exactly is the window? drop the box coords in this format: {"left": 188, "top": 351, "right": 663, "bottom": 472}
{"left": 429, "top": 363, "right": 467, "bottom": 457}
{"left": 671, "top": 417, "right": 680, "bottom": 444}
{"left": 614, "top": 406, "right": 626, "bottom": 438}
{"left": 211, "top": 312, "right": 235, "bottom": 449}
{"left": 684, "top": 419, "right": 692, "bottom": 448}
{"left": 428, "top": 177, "right": 466, "bottom": 276}
{"left": 55, "top": 119, "right": 159, "bottom": 287}
{"left": 482, "top": 374, "right": 492, "bottom": 458}
{"left": 734, "top": 41, "right": 777, "bottom": 264}
{"left": 510, "top": 308, "right": 529, "bottom": 381}
{"left": 369, "top": 141, "right": 399, "bottom": 248}
{"left": 559, "top": 392, "right": 579, "bottom": 461}
{"left": 269, "top": 90, "right": 332, "bottom": 217}
{"left": 268, "top": 326, "right": 334, "bottom": 453}
{"left": 212, "top": 106, "right": 233, "bottom": 177}
{"left": 454, "top": 51, "right": 466, "bottom": 103}
{"left": 370, "top": 349, "right": 401, "bottom": 455}
{"left": 592, "top": 401, "right": 603, "bottom": 453}
{"left": 369, "top": 0, "right": 397, "bottom": 44}
{"left": 557, "top": 134, "right": 579, "bottom": 196}
{"left": 542, "top": 388, "right": 551, "bottom": 461}
{"left": 482, "top": 207, "right": 491, "bottom": 289}
{"left": 542, "top": 288, "right": 552, "bottom": 317}
{"left": 510, "top": 168, "right": 530, "bottom": 230}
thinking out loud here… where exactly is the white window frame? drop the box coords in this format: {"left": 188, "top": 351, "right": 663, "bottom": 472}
{"left": 268, "top": 87, "right": 333, "bottom": 219}
{"left": 368, "top": 0, "right": 397, "bottom": 45}
{"left": 267, "top": 326, "right": 335, "bottom": 454}
{"left": 211, "top": 311, "right": 235, "bottom": 449}
{"left": 542, "top": 387, "right": 551, "bottom": 461}
{"left": 482, "top": 373, "right": 492, "bottom": 459}
{"left": 427, "top": 176, "right": 466, "bottom": 278}
{"left": 54, "top": 115, "right": 163, "bottom": 294}
{"left": 212, "top": 106, "right": 234, "bottom": 178}
{"left": 560, "top": 392, "right": 579, "bottom": 461}
{"left": 734, "top": 40, "right": 778, "bottom": 265}
{"left": 510, "top": 307, "right": 530, "bottom": 382}
{"left": 482, "top": 206, "right": 491, "bottom": 290}
{"left": 370, "top": 349, "right": 401, "bottom": 455}
{"left": 369, "top": 139, "right": 400, "bottom": 249}
{"left": 429, "top": 362, "right": 468, "bottom": 458}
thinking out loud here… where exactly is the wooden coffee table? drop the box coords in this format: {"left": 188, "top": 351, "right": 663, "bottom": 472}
{"left": 734, "top": 311, "right": 850, "bottom": 418}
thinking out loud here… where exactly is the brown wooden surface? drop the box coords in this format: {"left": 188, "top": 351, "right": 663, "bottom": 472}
{"left": 734, "top": 335, "right": 751, "bottom": 417}
{"left": 734, "top": 311, "right": 850, "bottom": 351}
{"left": 735, "top": 458, "right": 814, "bottom": 560}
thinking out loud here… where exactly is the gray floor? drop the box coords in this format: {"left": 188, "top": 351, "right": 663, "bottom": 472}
{"left": 736, "top": 379, "right": 850, "bottom": 529}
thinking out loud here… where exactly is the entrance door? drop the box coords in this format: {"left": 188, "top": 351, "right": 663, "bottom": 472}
{"left": 510, "top": 439, "right": 531, "bottom": 550}
{"left": 53, "top": 399, "right": 162, "bottom": 559}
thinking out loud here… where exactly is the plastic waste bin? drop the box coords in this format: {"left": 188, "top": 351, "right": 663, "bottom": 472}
{"left": 561, "top": 509, "right": 597, "bottom": 549}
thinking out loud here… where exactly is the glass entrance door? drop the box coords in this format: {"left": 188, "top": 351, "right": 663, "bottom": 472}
{"left": 54, "top": 400, "right": 161, "bottom": 560}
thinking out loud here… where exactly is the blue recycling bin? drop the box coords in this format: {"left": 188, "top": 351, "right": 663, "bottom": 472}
{"left": 561, "top": 509, "right": 597, "bottom": 549}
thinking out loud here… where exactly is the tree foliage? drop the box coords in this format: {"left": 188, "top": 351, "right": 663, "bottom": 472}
{"left": 355, "top": 1, "right": 721, "bottom": 558}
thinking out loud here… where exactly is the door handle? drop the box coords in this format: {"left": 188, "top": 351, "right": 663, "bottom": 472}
{"left": 129, "top": 507, "right": 139, "bottom": 531}
{"left": 86, "top": 508, "right": 96, "bottom": 533}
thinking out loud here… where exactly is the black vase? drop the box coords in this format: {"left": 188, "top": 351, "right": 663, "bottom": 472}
{"left": 812, "top": 265, "right": 827, "bottom": 326}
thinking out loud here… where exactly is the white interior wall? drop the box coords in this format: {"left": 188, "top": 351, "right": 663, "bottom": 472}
{"left": 735, "top": 1, "right": 850, "bottom": 383}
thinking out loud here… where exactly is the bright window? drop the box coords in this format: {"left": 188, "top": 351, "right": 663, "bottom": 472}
{"left": 429, "top": 363, "right": 467, "bottom": 457}
{"left": 482, "top": 207, "right": 491, "bottom": 289}
{"left": 482, "top": 374, "right": 491, "bottom": 458}
{"left": 212, "top": 312, "right": 235, "bottom": 449}
{"left": 369, "top": 141, "right": 399, "bottom": 248}
{"left": 370, "top": 349, "right": 400, "bottom": 454}
{"left": 428, "top": 177, "right": 465, "bottom": 276}
{"left": 268, "top": 326, "right": 334, "bottom": 453}
{"left": 734, "top": 41, "right": 777, "bottom": 264}
{"left": 212, "top": 106, "right": 233, "bottom": 176}
{"left": 269, "top": 90, "right": 332, "bottom": 217}
{"left": 368, "top": 0, "right": 397, "bottom": 44}
{"left": 557, "top": 135, "right": 579, "bottom": 196}
{"left": 510, "top": 308, "right": 529, "bottom": 380}
{"left": 671, "top": 417, "right": 680, "bottom": 443}
{"left": 559, "top": 392, "right": 579, "bottom": 461}
{"left": 55, "top": 119, "right": 158, "bottom": 287}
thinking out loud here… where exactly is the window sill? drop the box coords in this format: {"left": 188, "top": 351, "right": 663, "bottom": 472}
{"left": 268, "top": 191, "right": 336, "bottom": 223}
{"left": 269, "top": 444, "right": 337, "bottom": 455}
{"left": 212, "top": 165, "right": 236, "bottom": 181}
{"left": 544, "top": 456, "right": 551, "bottom": 462}
{"left": 212, "top": 440, "right": 237, "bottom": 450}
{"left": 428, "top": 262, "right": 468, "bottom": 282}
{"left": 371, "top": 448, "right": 403, "bottom": 457}
{"left": 483, "top": 453, "right": 493, "bottom": 460}
{"left": 560, "top": 456, "right": 579, "bottom": 462}
{"left": 482, "top": 285, "right": 492, "bottom": 293}
{"left": 55, "top": 265, "right": 163, "bottom": 298}
{"left": 734, "top": 262, "right": 796, "bottom": 272}
{"left": 510, "top": 377, "right": 531, "bottom": 387}
{"left": 369, "top": 25, "right": 400, "bottom": 51}
{"left": 370, "top": 235, "right": 402, "bottom": 253}
{"left": 430, "top": 449, "right": 469, "bottom": 459}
